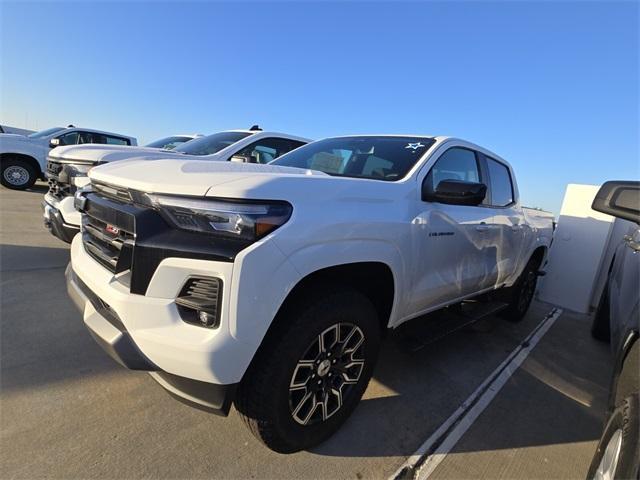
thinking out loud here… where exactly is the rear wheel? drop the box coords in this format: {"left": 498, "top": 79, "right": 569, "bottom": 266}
{"left": 500, "top": 257, "right": 539, "bottom": 322}
{"left": 1, "top": 158, "right": 37, "bottom": 190}
{"left": 234, "top": 287, "right": 381, "bottom": 453}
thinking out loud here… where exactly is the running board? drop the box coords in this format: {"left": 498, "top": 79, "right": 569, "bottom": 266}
{"left": 395, "top": 300, "right": 509, "bottom": 352}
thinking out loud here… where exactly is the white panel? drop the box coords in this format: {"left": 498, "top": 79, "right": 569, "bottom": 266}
{"left": 538, "top": 184, "right": 615, "bottom": 313}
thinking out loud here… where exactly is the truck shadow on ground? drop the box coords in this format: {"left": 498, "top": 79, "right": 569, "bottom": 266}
{"left": 312, "top": 307, "right": 611, "bottom": 458}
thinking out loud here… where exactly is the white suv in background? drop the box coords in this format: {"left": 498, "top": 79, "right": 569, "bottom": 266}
{"left": 43, "top": 128, "right": 309, "bottom": 242}
{"left": 0, "top": 126, "right": 137, "bottom": 190}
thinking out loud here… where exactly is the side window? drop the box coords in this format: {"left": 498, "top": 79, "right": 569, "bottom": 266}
{"left": 234, "top": 138, "right": 306, "bottom": 164}
{"left": 78, "top": 132, "right": 106, "bottom": 144}
{"left": 105, "top": 135, "right": 130, "bottom": 145}
{"left": 486, "top": 158, "right": 514, "bottom": 206}
{"left": 424, "top": 147, "right": 480, "bottom": 196}
{"left": 57, "top": 132, "right": 80, "bottom": 146}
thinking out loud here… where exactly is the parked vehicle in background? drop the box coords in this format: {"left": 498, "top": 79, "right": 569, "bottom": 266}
{"left": 67, "top": 134, "right": 553, "bottom": 452}
{"left": 144, "top": 134, "right": 202, "bottom": 150}
{"left": 0, "top": 125, "right": 35, "bottom": 136}
{"left": 44, "top": 128, "right": 309, "bottom": 243}
{"left": 588, "top": 180, "right": 640, "bottom": 480}
{"left": 0, "top": 125, "right": 137, "bottom": 190}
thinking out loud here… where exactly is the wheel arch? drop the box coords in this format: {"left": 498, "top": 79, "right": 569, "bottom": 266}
{"left": 609, "top": 328, "right": 639, "bottom": 411}
{"left": 280, "top": 262, "right": 396, "bottom": 332}
{"left": 238, "top": 261, "right": 396, "bottom": 387}
{"left": 529, "top": 245, "right": 547, "bottom": 270}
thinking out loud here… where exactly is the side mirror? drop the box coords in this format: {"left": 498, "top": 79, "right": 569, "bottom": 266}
{"left": 592, "top": 181, "right": 640, "bottom": 224}
{"left": 49, "top": 138, "right": 61, "bottom": 148}
{"left": 423, "top": 179, "right": 487, "bottom": 206}
{"left": 230, "top": 154, "right": 255, "bottom": 164}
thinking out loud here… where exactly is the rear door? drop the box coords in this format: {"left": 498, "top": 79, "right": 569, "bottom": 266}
{"left": 408, "top": 146, "right": 498, "bottom": 315}
{"left": 480, "top": 154, "right": 524, "bottom": 285}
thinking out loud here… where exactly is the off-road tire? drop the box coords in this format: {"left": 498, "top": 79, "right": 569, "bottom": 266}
{"left": 234, "top": 287, "right": 381, "bottom": 453}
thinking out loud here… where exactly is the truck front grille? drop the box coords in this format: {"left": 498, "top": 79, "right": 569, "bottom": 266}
{"left": 47, "top": 160, "right": 64, "bottom": 177}
{"left": 82, "top": 199, "right": 135, "bottom": 275}
{"left": 47, "top": 178, "right": 72, "bottom": 200}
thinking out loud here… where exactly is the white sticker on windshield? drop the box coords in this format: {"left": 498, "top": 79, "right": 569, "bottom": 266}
{"left": 405, "top": 142, "right": 426, "bottom": 150}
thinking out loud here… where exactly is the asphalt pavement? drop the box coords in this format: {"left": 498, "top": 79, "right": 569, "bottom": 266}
{"left": 1, "top": 183, "right": 611, "bottom": 479}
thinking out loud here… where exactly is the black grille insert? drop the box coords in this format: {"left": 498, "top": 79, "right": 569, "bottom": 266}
{"left": 82, "top": 210, "right": 134, "bottom": 274}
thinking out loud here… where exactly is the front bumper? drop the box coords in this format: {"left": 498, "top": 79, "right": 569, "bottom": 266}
{"left": 42, "top": 200, "right": 80, "bottom": 243}
{"left": 66, "top": 263, "right": 237, "bottom": 415}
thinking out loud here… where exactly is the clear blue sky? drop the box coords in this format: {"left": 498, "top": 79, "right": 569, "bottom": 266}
{"left": 1, "top": 1, "right": 638, "bottom": 214}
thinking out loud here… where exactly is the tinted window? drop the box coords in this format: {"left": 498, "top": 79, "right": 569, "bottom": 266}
{"left": 57, "top": 132, "right": 80, "bottom": 146}
{"left": 272, "top": 136, "right": 435, "bottom": 181}
{"left": 174, "top": 132, "right": 252, "bottom": 156}
{"left": 234, "top": 137, "right": 306, "bottom": 164}
{"left": 486, "top": 157, "right": 514, "bottom": 206}
{"left": 105, "top": 136, "right": 130, "bottom": 145}
{"left": 145, "top": 136, "right": 193, "bottom": 149}
{"left": 424, "top": 147, "right": 480, "bottom": 196}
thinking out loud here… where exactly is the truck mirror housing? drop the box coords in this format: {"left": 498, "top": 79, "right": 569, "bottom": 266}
{"left": 423, "top": 179, "right": 487, "bottom": 206}
{"left": 230, "top": 154, "right": 254, "bottom": 164}
{"left": 592, "top": 180, "right": 640, "bottom": 224}
{"left": 49, "top": 138, "right": 61, "bottom": 148}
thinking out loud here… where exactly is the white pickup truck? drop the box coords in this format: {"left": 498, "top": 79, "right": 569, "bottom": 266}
{"left": 44, "top": 129, "right": 308, "bottom": 242}
{"left": 66, "top": 135, "right": 553, "bottom": 453}
{"left": 0, "top": 126, "right": 137, "bottom": 190}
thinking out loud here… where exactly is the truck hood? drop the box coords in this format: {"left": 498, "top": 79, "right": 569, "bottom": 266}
{"left": 49, "top": 144, "right": 185, "bottom": 164}
{"left": 89, "top": 158, "right": 400, "bottom": 203}
{"left": 88, "top": 158, "right": 330, "bottom": 197}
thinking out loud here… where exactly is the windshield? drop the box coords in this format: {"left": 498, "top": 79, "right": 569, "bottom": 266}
{"left": 173, "top": 131, "right": 252, "bottom": 156}
{"left": 145, "top": 136, "right": 195, "bottom": 150}
{"left": 28, "top": 127, "right": 66, "bottom": 139}
{"left": 271, "top": 136, "right": 436, "bottom": 181}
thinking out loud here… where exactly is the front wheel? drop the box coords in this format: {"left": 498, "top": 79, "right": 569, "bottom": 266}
{"left": 1, "top": 159, "right": 37, "bottom": 190}
{"left": 234, "top": 287, "right": 381, "bottom": 453}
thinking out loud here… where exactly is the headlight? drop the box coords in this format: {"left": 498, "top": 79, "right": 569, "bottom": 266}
{"left": 68, "top": 164, "right": 93, "bottom": 186}
{"left": 147, "top": 194, "right": 292, "bottom": 241}
{"left": 74, "top": 184, "right": 92, "bottom": 212}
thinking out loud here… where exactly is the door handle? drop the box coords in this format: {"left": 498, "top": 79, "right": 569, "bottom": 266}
{"left": 475, "top": 223, "right": 489, "bottom": 232}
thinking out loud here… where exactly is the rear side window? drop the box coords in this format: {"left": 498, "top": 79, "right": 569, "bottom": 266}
{"left": 486, "top": 158, "right": 514, "bottom": 206}
{"left": 424, "top": 147, "right": 480, "bottom": 196}
{"left": 105, "top": 136, "right": 130, "bottom": 145}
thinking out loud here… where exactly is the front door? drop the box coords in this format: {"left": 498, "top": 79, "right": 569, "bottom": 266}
{"left": 407, "top": 147, "right": 498, "bottom": 316}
